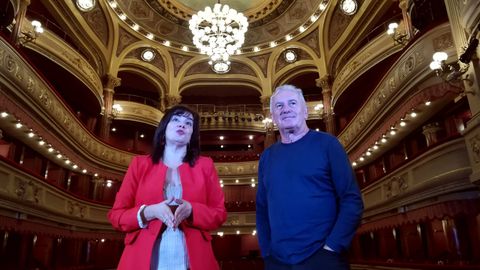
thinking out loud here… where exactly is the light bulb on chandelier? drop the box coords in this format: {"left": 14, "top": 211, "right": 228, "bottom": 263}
{"left": 189, "top": 1, "right": 248, "bottom": 73}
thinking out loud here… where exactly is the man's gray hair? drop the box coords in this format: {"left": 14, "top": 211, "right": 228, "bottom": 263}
{"left": 270, "top": 84, "right": 307, "bottom": 113}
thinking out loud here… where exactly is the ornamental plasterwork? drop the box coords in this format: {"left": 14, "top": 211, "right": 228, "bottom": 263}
{"left": 184, "top": 62, "right": 211, "bottom": 76}
{"left": 328, "top": 7, "right": 353, "bottom": 48}
{"left": 333, "top": 52, "right": 372, "bottom": 94}
{"left": 432, "top": 32, "right": 454, "bottom": 52}
{"left": 66, "top": 201, "right": 87, "bottom": 218}
{"left": 338, "top": 47, "right": 425, "bottom": 148}
{"left": 15, "top": 179, "right": 41, "bottom": 204}
{"left": 117, "top": 27, "right": 140, "bottom": 56}
{"left": 229, "top": 62, "right": 257, "bottom": 76}
{"left": 384, "top": 175, "right": 408, "bottom": 199}
{"left": 82, "top": 4, "right": 109, "bottom": 46}
{"left": 60, "top": 50, "right": 102, "bottom": 94}
{"left": 171, "top": 52, "right": 193, "bottom": 76}
{"left": 299, "top": 28, "right": 320, "bottom": 57}
{"left": 249, "top": 53, "right": 271, "bottom": 77}
{"left": 216, "top": 161, "right": 259, "bottom": 176}
{"left": 469, "top": 134, "right": 480, "bottom": 164}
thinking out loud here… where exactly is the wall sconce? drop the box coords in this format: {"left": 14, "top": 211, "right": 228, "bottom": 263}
{"left": 20, "top": 20, "right": 44, "bottom": 45}
{"left": 111, "top": 103, "right": 123, "bottom": 119}
{"left": 429, "top": 51, "right": 469, "bottom": 83}
{"left": 387, "top": 22, "right": 408, "bottom": 45}
{"left": 262, "top": 117, "right": 273, "bottom": 130}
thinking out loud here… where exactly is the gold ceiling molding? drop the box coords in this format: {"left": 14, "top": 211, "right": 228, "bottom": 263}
{"left": 337, "top": 24, "right": 454, "bottom": 152}
{"left": 81, "top": 3, "right": 109, "bottom": 46}
{"left": 248, "top": 53, "right": 271, "bottom": 77}
{"left": 147, "top": 0, "right": 288, "bottom": 24}
{"left": 117, "top": 27, "right": 142, "bottom": 56}
{"left": 22, "top": 23, "right": 103, "bottom": 106}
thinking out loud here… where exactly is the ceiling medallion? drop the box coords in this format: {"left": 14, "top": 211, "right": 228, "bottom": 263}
{"left": 339, "top": 0, "right": 358, "bottom": 15}
{"left": 141, "top": 48, "right": 155, "bottom": 62}
{"left": 189, "top": 1, "right": 249, "bottom": 73}
{"left": 76, "top": 0, "right": 96, "bottom": 12}
{"left": 284, "top": 50, "right": 297, "bottom": 63}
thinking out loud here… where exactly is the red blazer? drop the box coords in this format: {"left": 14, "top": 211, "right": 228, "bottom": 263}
{"left": 108, "top": 155, "right": 227, "bottom": 270}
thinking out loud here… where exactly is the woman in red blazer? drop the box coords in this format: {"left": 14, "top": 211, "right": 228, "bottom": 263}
{"left": 108, "top": 105, "right": 227, "bottom": 270}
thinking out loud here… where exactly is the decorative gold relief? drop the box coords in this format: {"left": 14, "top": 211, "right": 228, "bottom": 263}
{"left": 66, "top": 201, "right": 86, "bottom": 218}
{"left": 15, "top": 179, "right": 41, "bottom": 204}
{"left": 469, "top": 134, "right": 480, "bottom": 163}
{"left": 384, "top": 176, "right": 408, "bottom": 199}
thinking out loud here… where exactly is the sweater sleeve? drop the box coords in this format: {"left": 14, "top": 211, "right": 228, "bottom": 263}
{"left": 256, "top": 153, "right": 271, "bottom": 257}
{"left": 107, "top": 156, "right": 144, "bottom": 232}
{"left": 324, "top": 137, "right": 364, "bottom": 252}
{"left": 188, "top": 158, "right": 227, "bottom": 231}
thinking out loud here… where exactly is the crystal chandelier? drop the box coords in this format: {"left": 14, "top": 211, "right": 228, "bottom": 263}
{"left": 189, "top": 1, "right": 248, "bottom": 73}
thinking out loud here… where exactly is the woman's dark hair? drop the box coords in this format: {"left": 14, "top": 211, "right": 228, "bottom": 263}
{"left": 151, "top": 105, "right": 200, "bottom": 166}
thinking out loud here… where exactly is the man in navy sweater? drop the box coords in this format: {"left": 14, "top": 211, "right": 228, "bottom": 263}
{"left": 256, "top": 84, "right": 363, "bottom": 270}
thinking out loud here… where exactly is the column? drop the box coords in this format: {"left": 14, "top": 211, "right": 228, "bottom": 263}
{"left": 422, "top": 122, "right": 441, "bottom": 147}
{"left": 444, "top": 0, "right": 480, "bottom": 186}
{"left": 316, "top": 75, "right": 336, "bottom": 135}
{"left": 398, "top": 0, "right": 414, "bottom": 39}
{"left": 11, "top": 0, "right": 30, "bottom": 46}
{"left": 260, "top": 95, "right": 276, "bottom": 148}
{"left": 98, "top": 74, "right": 121, "bottom": 140}
{"left": 166, "top": 94, "right": 182, "bottom": 108}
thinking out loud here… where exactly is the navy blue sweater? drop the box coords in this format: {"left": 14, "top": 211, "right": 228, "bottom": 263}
{"left": 256, "top": 130, "right": 363, "bottom": 264}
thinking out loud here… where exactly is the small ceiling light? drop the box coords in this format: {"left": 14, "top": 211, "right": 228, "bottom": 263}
{"left": 109, "top": 1, "right": 117, "bottom": 8}
{"left": 284, "top": 49, "right": 297, "bottom": 63}
{"left": 366, "top": 151, "right": 372, "bottom": 156}
{"left": 270, "top": 41, "right": 276, "bottom": 48}
{"left": 252, "top": 230, "right": 256, "bottom": 235}
{"left": 251, "top": 178, "right": 255, "bottom": 182}
{"left": 220, "top": 183, "right": 224, "bottom": 187}
{"left": 315, "top": 128, "right": 320, "bottom": 131}
{"left": 182, "top": 46, "right": 189, "bottom": 52}
{"left": 339, "top": 0, "right": 358, "bottom": 15}
{"left": 235, "top": 179, "right": 239, "bottom": 183}
{"left": 164, "top": 40, "right": 170, "bottom": 46}
{"left": 111, "top": 127, "right": 116, "bottom": 132}
{"left": 248, "top": 135, "right": 253, "bottom": 140}
{"left": 56, "top": 154, "right": 62, "bottom": 159}
{"left": 132, "top": 24, "right": 139, "bottom": 31}
{"left": 254, "top": 47, "right": 259, "bottom": 52}
{"left": 82, "top": 169, "right": 87, "bottom": 173}
{"left": 299, "top": 26, "right": 306, "bottom": 32}
{"left": 220, "top": 179, "right": 223, "bottom": 183}
{"left": 28, "top": 132, "right": 35, "bottom": 138}
{"left": 141, "top": 48, "right": 155, "bottom": 62}
{"left": 119, "top": 14, "right": 127, "bottom": 20}
{"left": 310, "top": 15, "right": 317, "bottom": 22}
{"left": 76, "top": 0, "right": 95, "bottom": 12}
{"left": 251, "top": 183, "right": 256, "bottom": 187}
{"left": 285, "top": 34, "right": 292, "bottom": 41}
{"left": 140, "top": 134, "right": 145, "bottom": 138}
{"left": 359, "top": 157, "right": 365, "bottom": 161}
{"left": 106, "top": 180, "right": 113, "bottom": 187}
{"left": 319, "top": 2, "right": 327, "bottom": 11}
{"left": 48, "top": 147, "right": 54, "bottom": 152}
{"left": 390, "top": 130, "right": 396, "bottom": 135}
{"left": 212, "top": 60, "right": 231, "bottom": 74}
{"left": 38, "top": 140, "right": 45, "bottom": 145}
{"left": 352, "top": 162, "right": 357, "bottom": 167}
{"left": 410, "top": 112, "right": 417, "bottom": 118}
{"left": 219, "top": 136, "right": 224, "bottom": 140}
{"left": 373, "top": 145, "right": 379, "bottom": 150}
{"left": 94, "top": 173, "right": 98, "bottom": 177}
{"left": 236, "top": 230, "right": 240, "bottom": 235}
{"left": 425, "top": 101, "right": 431, "bottom": 106}
{"left": 400, "top": 121, "right": 406, "bottom": 127}
{"left": 73, "top": 164, "right": 78, "bottom": 169}
{"left": 220, "top": 145, "right": 224, "bottom": 148}
{"left": 1, "top": 112, "right": 8, "bottom": 118}
{"left": 217, "top": 232, "right": 224, "bottom": 237}
{"left": 65, "top": 160, "right": 71, "bottom": 164}
{"left": 146, "top": 33, "right": 154, "bottom": 40}
{"left": 248, "top": 145, "right": 251, "bottom": 148}
{"left": 15, "top": 122, "right": 22, "bottom": 128}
